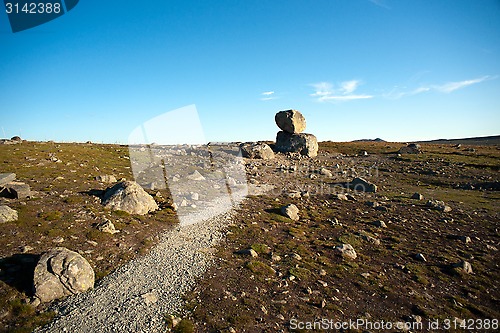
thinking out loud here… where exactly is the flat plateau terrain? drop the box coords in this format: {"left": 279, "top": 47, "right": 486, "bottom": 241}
{"left": 0, "top": 140, "right": 498, "bottom": 332}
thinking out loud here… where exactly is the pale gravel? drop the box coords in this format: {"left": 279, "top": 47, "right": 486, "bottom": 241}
{"left": 36, "top": 185, "right": 271, "bottom": 333}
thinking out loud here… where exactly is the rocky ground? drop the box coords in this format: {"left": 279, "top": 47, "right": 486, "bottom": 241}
{"left": 0, "top": 140, "right": 498, "bottom": 332}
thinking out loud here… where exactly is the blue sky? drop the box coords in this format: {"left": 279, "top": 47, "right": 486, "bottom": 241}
{"left": 1, "top": 0, "right": 499, "bottom": 143}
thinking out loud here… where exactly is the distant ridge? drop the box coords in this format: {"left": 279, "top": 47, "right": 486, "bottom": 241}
{"left": 351, "top": 138, "right": 385, "bottom": 142}
{"left": 415, "top": 135, "right": 500, "bottom": 146}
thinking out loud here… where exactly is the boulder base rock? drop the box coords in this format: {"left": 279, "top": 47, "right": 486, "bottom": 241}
{"left": 239, "top": 142, "right": 275, "bottom": 159}
{"left": 102, "top": 181, "right": 158, "bottom": 215}
{"left": 275, "top": 131, "right": 318, "bottom": 157}
{"left": 275, "top": 110, "right": 307, "bottom": 134}
{"left": 33, "top": 247, "right": 95, "bottom": 303}
{"left": 0, "top": 205, "right": 18, "bottom": 223}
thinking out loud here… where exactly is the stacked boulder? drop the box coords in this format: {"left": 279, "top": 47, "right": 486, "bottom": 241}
{"left": 273, "top": 110, "right": 318, "bottom": 158}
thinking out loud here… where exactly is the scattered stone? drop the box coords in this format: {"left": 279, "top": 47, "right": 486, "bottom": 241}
{"left": 275, "top": 109, "right": 306, "bottom": 134}
{"left": 415, "top": 253, "right": 427, "bottom": 262}
{"left": 33, "top": 247, "right": 95, "bottom": 303}
{"left": 371, "top": 220, "right": 387, "bottom": 228}
{"left": 362, "top": 235, "right": 381, "bottom": 245}
{"left": 52, "top": 237, "right": 65, "bottom": 243}
{"left": 190, "top": 192, "right": 199, "bottom": 201}
{"left": 453, "top": 260, "right": 473, "bottom": 274}
{"left": 457, "top": 235, "right": 471, "bottom": 244}
{"left": 186, "top": 170, "right": 206, "bottom": 181}
{"left": 141, "top": 291, "right": 158, "bottom": 305}
{"left": 21, "top": 245, "right": 34, "bottom": 253}
{"left": 319, "top": 168, "right": 332, "bottom": 177}
{"left": 271, "top": 254, "right": 282, "bottom": 262}
{"left": 275, "top": 131, "right": 318, "bottom": 158}
{"left": 399, "top": 143, "right": 422, "bottom": 154}
{"left": 426, "top": 200, "right": 452, "bottom": 212}
{"left": 335, "top": 243, "right": 357, "bottom": 260}
{"left": 239, "top": 142, "right": 275, "bottom": 159}
{"left": 280, "top": 204, "right": 299, "bottom": 221}
{"left": 287, "top": 191, "right": 302, "bottom": 199}
{"left": 0, "top": 205, "right": 18, "bottom": 223}
{"left": 236, "top": 248, "right": 258, "bottom": 257}
{"left": 411, "top": 192, "right": 424, "bottom": 200}
{"left": 96, "top": 219, "right": 120, "bottom": 234}
{"left": 0, "top": 173, "right": 16, "bottom": 186}
{"left": 95, "top": 175, "right": 117, "bottom": 183}
{"left": 350, "top": 177, "right": 377, "bottom": 192}
{"left": 102, "top": 181, "right": 158, "bottom": 215}
{"left": 336, "top": 193, "right": 348, "bottom": 201}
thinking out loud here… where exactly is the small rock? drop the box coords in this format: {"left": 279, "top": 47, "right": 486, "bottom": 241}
{"left": 287, "top": 191, "right": 302, "bottom": 199}
{"left": 319, "top": 168, "right": 333, "bottom": 177}
{"left": 291, "top": 253, "right": 302, "bottom": 260}
{"left": 95, "top": 175, "right": 117, "bottom": 183}
{"left": 96, "top": 219, "right": 120, "bottom": 234}
{"left": 336, "top": 193, "right": 348, "bottom": 201}
{"left": 271, "top": 254, "right": 282, "bottom": 261}
{"left": 362, "top": 235, "right": 381, "bottom": 245}
{"left": 236, "top": 248, "right": 258, "bottom": 257}
{"left": 52, "top": 237, "right": 65, "bottom": 243}
{"left": 239, "top": 142, "right": 275, "bottom": 159}
{"left": 21, "top": 245, "right": 34, "bottom": 253}
{"left": 426, "top": 200, "right": 452, "bottom": 212}
{"left": 411, "top": 192, "right": 424, "bottom": 200}
{"left": 372, "top": 220, "right": 387, "bottom": 228}
{"left": 335, "top": 243, "right": 357, "bottom": 260}
{"left": 415, "top": 253, "right": 427, "bottom": 262}
{"left": 141, "top": 291, "right": 158, "bottom": 305}
{"left": 453, "top": 260, "right": 473, "bottom": 274}
{"left": 457, "top": 235, "right": 471, "bottom": 244}
{"left": 186, "top": 170, "right": 206, "bottom": 181}
{"left": 350, "top": 177, "right": 377, "bottom": 193}
{"left": 0, "top": 205, "right": 18, "bottom": 223}
{"left": 399, "top": 143, "right": 422, "bottom": 154}
{"left": 280, "top": 204, "right": 299, "bottom": 221}
{"left": 190, "top": 192, "right": 199, "bottom": 201}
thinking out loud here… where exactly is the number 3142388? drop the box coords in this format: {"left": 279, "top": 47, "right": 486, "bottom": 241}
{"left": 5, "top": 2, "right": 62, "bottom": 14}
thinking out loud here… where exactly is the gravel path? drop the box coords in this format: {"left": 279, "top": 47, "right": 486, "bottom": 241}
{"left": 36, "top": 184, "right": 272, "bottom": 333}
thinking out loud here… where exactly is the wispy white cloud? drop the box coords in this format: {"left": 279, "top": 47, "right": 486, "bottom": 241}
{"left": 384, "top": 75, "right": 496, "bottom": 99}
{"left": 434, "top": 76, "right": 492, "bottom": 93}
{"left": 260, "top": 90, "right": 277, "bottom": 101}
{"left": 310, "top": 80, "right": 373, "bottom": 102}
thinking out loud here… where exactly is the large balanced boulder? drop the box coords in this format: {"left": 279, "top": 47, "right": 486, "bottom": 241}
{"left": 239, "top": 142, "right": 275, "bottom": 159}
{"left": 275, "top": 110, "right": 306, "bottom": 134}
{"left": 33, "top": 247, "right": 95, "bottom": 303}
{"left": 102, "top": 181, "right": 158, "bottom": 215}
{"left": 275, "top": 131, "right": 318, "bottom": 157}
